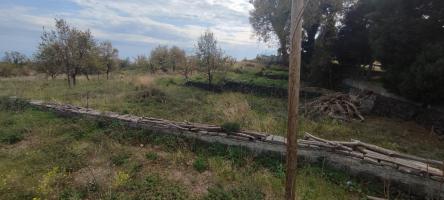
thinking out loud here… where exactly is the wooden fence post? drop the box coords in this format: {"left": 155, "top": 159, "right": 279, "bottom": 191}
{"left": 286, "top": 0, "right": 304, "bottom": 199}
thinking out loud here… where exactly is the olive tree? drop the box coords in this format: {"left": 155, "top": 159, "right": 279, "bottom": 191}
{"left": 150, "top": 45, "right": 169, "bottom": 72}
{"left": 169, "top": 46, "right": 186, "bottom": 72}
{"left": 99, "top": 41, "right": 119, "bottom": 80}
{"left": 195, "top": 30, "right": 223, "bottom": 87}
{"left": 36, "top": 19, "right": 96, "bottom": 87}
{"left": 34, "top": 43, "right": 61, "bottom": 79}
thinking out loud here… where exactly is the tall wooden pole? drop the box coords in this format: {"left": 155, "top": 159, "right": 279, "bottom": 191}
{"left": 286, "top": 0, "right": 304, "bottom": 199}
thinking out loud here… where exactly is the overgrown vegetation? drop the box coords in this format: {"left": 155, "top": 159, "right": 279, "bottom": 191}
{"left": 0, "top": 0, "right": 441, "bottom": 199}
{"left": 250, "top": 0, "right": 444, "bottom": 104}
{"left": 0, "top": 99, "right": 371, "bottom": 199}
{"left": 1, "top": 72, "right": 443, "bottom": 161}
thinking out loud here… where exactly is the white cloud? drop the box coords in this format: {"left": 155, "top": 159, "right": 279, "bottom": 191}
{"left": 67, "top": 0, "right": 264, "bottom": 45}
{"left": 0, "top": 0, "right": 275, "bottom": 58}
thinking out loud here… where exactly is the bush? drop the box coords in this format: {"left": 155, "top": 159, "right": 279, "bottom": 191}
{"left": 0, "top": 63, "right": 13, "bottom": 77}
{"left": 0, "top": 97, "right": 29, "bottom": 112}
{"left": 203, "top": 184, "right": 265, "bottom": 200}
{"left": 133, "top": 174, "right": 189, "bottom": 200}
{"left": 145, "top": 152, "right": 159, "bottom": 161}
{"left": 388, "top": 43, "right": 444, "bottom": 104}
{"left": 193, "top": 156, "right": 209, "bottom": 173}
{"left": 0, "top": 132, "right": 24, "bottom": 144}
{"left": 0, "top": 63, "right": 32, "bottom": 77}
{"left": 110, "top": 152, "right": 131, "bottom": 166}
{"left": 221, "top": 122, "right": 241, "bottom": 133}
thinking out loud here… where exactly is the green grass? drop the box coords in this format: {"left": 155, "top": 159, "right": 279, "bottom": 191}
{"left": 0, "top": 100, "right": 366, "bottom": 199}
{"left": 145, "top": 152, "right": 159, "bottom": 161}
{"left": 193, "top": 156, "right": 209, "bottom": 173}
{"left": 1, "top": 72, "right": 443, "bottom": 162}
{"left": 190, "top": 70, "right": 288, "bottom": 90}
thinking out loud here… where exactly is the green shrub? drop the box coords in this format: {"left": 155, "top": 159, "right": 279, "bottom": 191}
{"left": 193, "top": 156, "right": 208, "bottom": 173}
{"left": 134, "top": 174, "right": 189, "bottom": 200}
{"left": 39, "top": 140, "right": 86, "bottom": 172}
{"left": 221, "top": 122, "right": 241, "bottom": 133}
{"left": 0, "top": 97, "right": 29, "bottom": 112}
{"left": 145, "top": 152, "right": 159, "bottom": 161}
{"left": 203, "top": 184, "right": 265, "bottom": 200}
{"left": 0, "top": 132, "right": 24, "bottom": 144}
{"left": 110, "top": 152, "right": 131, "bottom": 166}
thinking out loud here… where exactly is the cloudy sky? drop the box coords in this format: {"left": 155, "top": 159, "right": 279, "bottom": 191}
{"left": 0, "top": 0, "right": 276, "bottom": 60}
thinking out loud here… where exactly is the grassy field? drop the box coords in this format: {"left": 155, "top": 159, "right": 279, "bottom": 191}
{"left": 1, "top": 69, "right": 441, "bottom": 199}
{"left": 1, "top": 71, "right": 443, "bottom": 162}
{"left": 0, "top": 99, "right": 367, "bottom": 199}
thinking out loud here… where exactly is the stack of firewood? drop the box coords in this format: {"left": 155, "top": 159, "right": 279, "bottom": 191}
{"left": 299, "top": 133, "right": 444, "bottom": 180}
{"left": 304, "top": 92, "right": 367, "bottom": 121}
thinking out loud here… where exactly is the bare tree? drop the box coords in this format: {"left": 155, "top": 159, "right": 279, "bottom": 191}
{"left": 196, "top": 30, "right": 223, "bottom": 88}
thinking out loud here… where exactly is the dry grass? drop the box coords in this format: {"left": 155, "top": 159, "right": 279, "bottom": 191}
{"left": 0, "top": 103, "right": 366, "bottom": 199}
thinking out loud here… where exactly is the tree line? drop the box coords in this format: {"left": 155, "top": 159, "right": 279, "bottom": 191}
{"left": 1, "top": 19, "right": 234, "bottom": 89}
{"left": 134, "top": 30, "right": 235, "bottom": 87}
{"left": 250, "top": 0, "right": 444, "bottom": 104}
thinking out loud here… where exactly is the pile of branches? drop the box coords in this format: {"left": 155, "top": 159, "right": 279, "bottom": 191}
{"left": 304, "top": 92, "right": 370, "bottom": 121}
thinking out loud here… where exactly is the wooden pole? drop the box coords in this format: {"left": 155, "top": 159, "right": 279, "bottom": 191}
{"left": 286, "top": 0, "right": 304, "bottom": 199}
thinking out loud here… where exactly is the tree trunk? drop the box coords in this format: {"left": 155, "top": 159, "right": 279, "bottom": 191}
{"left": 208, "top": 71, "right": 212, "bottom": 90}
{"left": 85, "top": 73, "right": 90, "bottom": 81}
{"left": 106, "top": 71, "right": 109, "bottom": 80}
{"left": 279, "top": 39, "right": 289, "bottom": 66}
{"left": 71, "top": 74, "right": 76, "bottom": 86}
{"left": 67, "top": 72, "right": 71, "bottom": 88}
{"left": 286, "top": 0, "right": 303, "bottom": 199}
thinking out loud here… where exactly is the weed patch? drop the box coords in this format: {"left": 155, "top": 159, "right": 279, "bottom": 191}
{"left": 203, "top": 184, "right": 265, "bottom": 200}
{"left": 110, "top": 152, "right": 131, "bottom": 166}
{"left": 0, "top": 131, "right": 24, "bottom": 144}
{"left": 193, "top": 157, "right": 209, "bottom": 173}
{"left": 145, "top": 152, "right": 159, "bottom": 161}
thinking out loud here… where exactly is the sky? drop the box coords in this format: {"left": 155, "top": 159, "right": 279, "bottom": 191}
{"left": 0, "top": 0, "right": 276, "bottom": 60}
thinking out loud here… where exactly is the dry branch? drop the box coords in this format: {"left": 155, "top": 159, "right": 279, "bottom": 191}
{"left": 304, "top": 92, "right": 372, "bottom": 121}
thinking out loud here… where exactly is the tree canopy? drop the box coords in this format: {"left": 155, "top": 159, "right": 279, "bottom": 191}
{"left": 196, "top": 30, "right": 224, "bottom": 87}
{"left": 35, "top": 19, "right": 119, "bottom": 84}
